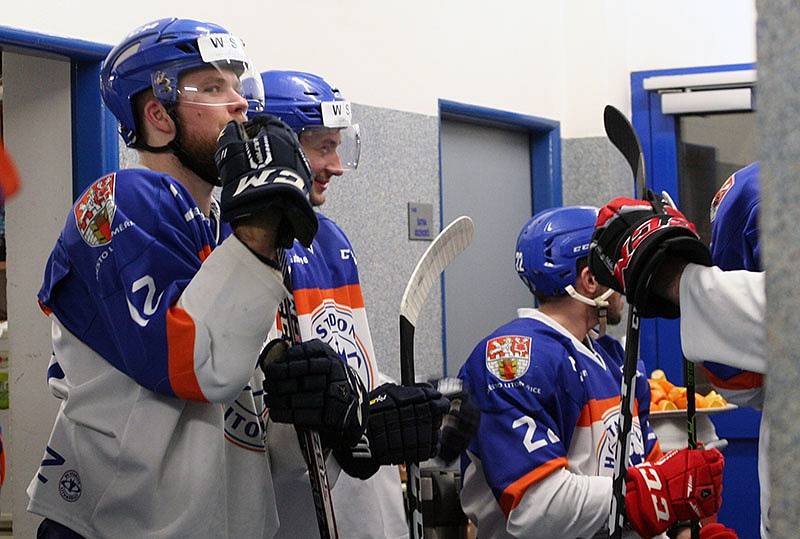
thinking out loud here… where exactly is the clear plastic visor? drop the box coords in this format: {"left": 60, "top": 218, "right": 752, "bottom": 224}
{"left": 172, "top": 60, "right": 265, "bottom": 113}
{"left": 298, "top": 124, "right": 361, "bottom": 171}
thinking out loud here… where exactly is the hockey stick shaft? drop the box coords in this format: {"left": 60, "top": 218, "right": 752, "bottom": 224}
{"left": 604, "top": 105, "right": 647, "bottom": 538}
{"left": 685, "top": 355, "right": 700, "bottom": 539}
{"left": 609, "top": 306, "right": 640, "bottom": 538}
{"left": 661, "top": 191, "right": 700, "bottom": 539}
{"left": 274, "top": 247, "right": 339, "bottom": 539}
{"left": 400, "top": 315, "right": 424, "bottom": 539}
{"left": 399, "top": 216, "right": 475, "bottom": 539}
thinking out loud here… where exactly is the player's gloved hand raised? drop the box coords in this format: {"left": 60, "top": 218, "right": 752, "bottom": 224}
{"left": 625, "top": 447, "right": 724, "bottom": 538}
{"left": 333, "top": 382, "right": 450, "bottom": 480}
{"left": 588, "top": 197, "right": 711, "bottom": 318}
{"left": 216, "top": 115, "right": 318, "bottom": 248}
{"left": 435, "top": 377, "right": 481, "bottom": 464}
{"left": 261, "top": 339, "right": 368, "bottom": 448}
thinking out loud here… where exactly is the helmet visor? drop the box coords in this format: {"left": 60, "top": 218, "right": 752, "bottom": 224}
{"left": 299, "top": 124, "right": 361, "bottom": 171}
{"left": 162, "top": 33, "right": 265, "bottom": 112}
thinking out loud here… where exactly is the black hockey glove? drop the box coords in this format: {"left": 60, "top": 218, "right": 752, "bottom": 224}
{"left": 333, "top": 382, "right": 450, "bottom": 480}
{"left": 435, "top": 377, "right": 481, "bottom": 464}
{"left": 588, "top": 196, "right": 711, "bottom": 318}
{"left": 261, "top": 339, "right": 368, "bottom": 448}
{"left": 216, "top": 115, "right": 318, "bottom": 248}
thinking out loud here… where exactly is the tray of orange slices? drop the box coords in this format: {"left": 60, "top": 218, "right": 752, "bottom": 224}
{"left": 648, "top": 369, "right": 737, "bottom": 417}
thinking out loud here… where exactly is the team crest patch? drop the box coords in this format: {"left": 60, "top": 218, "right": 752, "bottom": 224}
{"left": 58, "top": 469, "right": 82, "bottom": 502}
{"left": 485, "top": 335, "right": 532, "bottom": 381}
{"left": 710, "top": 174, "right": 735, "bottom": 223}
{"left": 75, "top": 173, "right": 117, "bottom": 247}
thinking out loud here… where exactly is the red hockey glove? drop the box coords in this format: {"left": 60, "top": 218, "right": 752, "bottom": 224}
{"left": 588, "top": 197, "right": 711, "bottom": 318}
{"left": 699, "top": 522, "right": 738, "bottom": 538}
{"left": 624, "top": 448, "right": 724, "bottom": 538}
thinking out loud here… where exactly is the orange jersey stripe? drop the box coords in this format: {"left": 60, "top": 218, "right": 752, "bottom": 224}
{"left": 293, "top": 284, "right": 365, "bottom": 316}
{"left": 701, "top": 364, "right": 763, "bottom": 391}
{"left": 646, "top": 440, "right": 663, "bottom": 462}
{"left": 576, "top": 396, "right": 639, "bottom": 427}
{"left": 166, "top": 306, "right": 207, "bottom": 402}
{"left": 499, "top": 456, "right": 568, "bottom": 515}
{"left": 198, "top": 244, "right": 212, "bottom": 262}
{"left": 38, "top": 299, "right": 53, "bottom": 316}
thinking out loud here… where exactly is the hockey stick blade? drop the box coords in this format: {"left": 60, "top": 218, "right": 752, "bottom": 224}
{"left": 399, "top": 215, "right": 474, "bottom": 539}
{"left": 400, "top": 215, "right": 475, "bottom": 384}
{"left": 400, "top": 216, "right": 475, "bottom": 329}
{"left": 604, "top": 105, "right": 647, "bottom": 198}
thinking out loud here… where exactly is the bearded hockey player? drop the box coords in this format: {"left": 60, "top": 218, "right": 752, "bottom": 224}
{"left": 27, "top": 19, "right": 368, "bottom": 538}
{"left": 258, "top": 70, "right": 468, "bottom": 538}
{"left": 458, "top": 206, "right": 730, "bottom": 538}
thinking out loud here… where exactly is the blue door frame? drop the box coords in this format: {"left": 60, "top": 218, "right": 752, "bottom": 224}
{"left": 631, "top": 63, "right": 761, "bottom": 538}
{"left": 0, "top": 26, "right": 117, "bottom": 199}
{"left": 437, "top": 99, "right": 562, "bottom": 373}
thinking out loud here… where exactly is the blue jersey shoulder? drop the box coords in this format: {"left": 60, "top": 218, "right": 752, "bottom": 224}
{"left": 710, "top": 162, "right": 760, "bottom": 271}
{"left": 460, "top": 317, "right": 585, "bottom": 414}
{"left": 288, "top": 212, "right": 359, "bottom": 290}
{"left": 38, "top": 168, "right": 220, "bottom": 397}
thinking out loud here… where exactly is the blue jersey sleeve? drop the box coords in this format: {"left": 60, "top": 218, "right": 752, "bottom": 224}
{"left": 459, "top": 323, "right": 586, "bottom": 514}
{"left": 39, "top": 170, "right": 222, "bottom": 400}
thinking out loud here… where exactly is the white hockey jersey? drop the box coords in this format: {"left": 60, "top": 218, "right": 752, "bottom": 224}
{"left": 458, "top": 309, "right": 662, "bottom": 539}
{"left": 27, "top": 169, "right": 285, "bottom": 538}
{"left": 267, "top": 213, "right": 407, "bottom": 539}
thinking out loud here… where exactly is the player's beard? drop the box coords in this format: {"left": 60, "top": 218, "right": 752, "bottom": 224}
{"left": 174, "top": 125, "right": 219, "bottom": 185}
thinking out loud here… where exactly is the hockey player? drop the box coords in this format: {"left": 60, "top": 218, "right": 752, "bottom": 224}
{"left": 459, "top": 206, "right": 729, "bottom": 539}
{"left": 258, "top": 70, "right": 466, "bottom": 538}
{"left": 706, "top": 162, "right": 770, "bottom": 538}
{"left": 27, "top": 19, "right": 370, "bottom": 538}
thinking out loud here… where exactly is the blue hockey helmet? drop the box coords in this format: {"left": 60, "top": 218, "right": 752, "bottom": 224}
{"left": 515, "top": 206, "right": 599, "bottom": 297}
{"left": 258, "top": 70, "right": 360, "bottom": 170}
{"left": 101, "top": 18, "right": 265, "bottom": 147}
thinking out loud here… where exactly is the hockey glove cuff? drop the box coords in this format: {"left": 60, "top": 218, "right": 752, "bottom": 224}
{"left": 589, "top": 197, "right": 711, "bottom": 318}
{"left": 624, "top": 447, "right": 724, "bottom": 538}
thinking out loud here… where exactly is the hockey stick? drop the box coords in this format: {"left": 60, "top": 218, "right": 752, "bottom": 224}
{"left": 260, "top": 248, "right": 339, "bottom": 539}
{"left": 660, "top": 190, "right": 701, "bottom": 539}
{"left": 603, "top": 105, "right": 648, "bottom": 539}
{"left": 400, "top": 215, "right": 475, "bottom": 539}
{"left": 603, "top": 105, "right": 699, "bottom": 539}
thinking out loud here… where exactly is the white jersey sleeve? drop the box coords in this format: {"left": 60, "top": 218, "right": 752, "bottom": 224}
{"left": 679, "top": 264, "right": 766, "bottom": 373}
{"left": 179, "top": 234, "right": 288, "bottom": 402}
{"left": 506, "top": 468, "right": 612, "bottom": 538}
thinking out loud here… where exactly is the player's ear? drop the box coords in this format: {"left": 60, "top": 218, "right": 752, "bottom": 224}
{"left": 140, "top": 97, "right": 176, "bottom": 144}
{"left": 578, "top": 265, "right": 599, "bottom": 296}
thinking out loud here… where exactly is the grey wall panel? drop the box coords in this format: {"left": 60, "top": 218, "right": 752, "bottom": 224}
{"left": 562, "top": 136, "right": 633, "bottom": 207}
{"left": 324, "top": 104, "right": 442, "bottom": 383}
{"left": 758, "top": 0, "right": 800, "bottom": 535}
{"left": 562, "top": 136, "right": 633, "bottom": 344}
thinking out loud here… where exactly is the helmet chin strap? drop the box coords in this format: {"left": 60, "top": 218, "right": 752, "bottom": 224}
{"left": 564, "top": 286, "right": 615, "bottom": 338}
